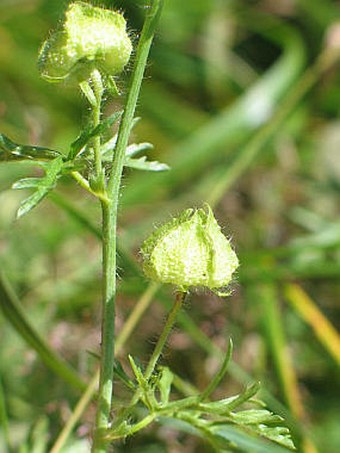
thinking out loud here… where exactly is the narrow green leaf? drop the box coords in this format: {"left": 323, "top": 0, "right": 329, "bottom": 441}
{"left": 157, "top": 367, "right": 174, "bottom": 405}
{"left": 200, "top": 382, "right": 261, "bottom": 416}
{"left": 79, "top": 80, "right": 97, "bottom": 108}
{"left": 0, "top": 133, "right": 62, "bottom": 162}
{"left": 113, "top": 361, "right": 136, "bottom": 390}
{"left": 200, "top": 338, "right": 233, "bottom": 401}
{"left": 17, "top": 190, "right": 49, "bottom": 219}
{"left": 12, "top": 177, "right": 43, "bottom": 189}
{"left": 223, "top": 382, "right": 261, "bottom": 411}
{"left": 230, "top": 409, "right": 283, "bottom": 425}
{"left": 105, "top": 74, "right": 121, "bottom": 97}
{"left": 69, "top": 124, "right": 92, "bottom": 159}
{"left": 128, "top": 355, "right": 147, "bottom": 388}
{"left": 68, "top": 111, "right": 122, "bottom": 159}
{"left": 158, "top": 396, "right": 199, "bottom": 412}
{"left": 198, "top": 396, "right": 241, "bottom": 415}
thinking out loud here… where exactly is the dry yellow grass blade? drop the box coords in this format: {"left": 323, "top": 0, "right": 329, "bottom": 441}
{"left": 284, "top": 283, "right": 340, "bottom": 366}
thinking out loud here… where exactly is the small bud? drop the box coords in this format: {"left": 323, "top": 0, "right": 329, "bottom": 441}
{"left": 141, "top": 206, "right": 239, "bottom": 295}
{"left": 38, "top": 2, "right": 132, "bottom": 83}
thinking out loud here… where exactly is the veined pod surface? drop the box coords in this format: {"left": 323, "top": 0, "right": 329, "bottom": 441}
{"left": 141, "top": 206, "right": 239, "bottom": 295}
{"left": 38, "top": 2, "right": 132, "bottom": 83}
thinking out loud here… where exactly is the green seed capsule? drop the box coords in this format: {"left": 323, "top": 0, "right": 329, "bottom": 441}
{"left": 141, "top": 206, "right": 239, "bottom": 295}
{"left": 38, "top": 2, "right": 132, "bottom": 83}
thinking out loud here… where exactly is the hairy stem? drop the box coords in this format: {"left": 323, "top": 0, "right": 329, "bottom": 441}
{"left": 91, "top": 69, "right": 104, "bottom": 182}
{"left": 144, "top": 291, "right": 186, "bottom": 381}
{"left": 108, "top": 291, "right": 186, "bottom": 439}
{"left": 92, "top": 1, "right": 164, "bottom": 451}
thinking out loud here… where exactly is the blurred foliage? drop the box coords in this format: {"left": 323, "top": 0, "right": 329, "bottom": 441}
{"left": 0, "top": 0, "right": 340, "bottom": 452}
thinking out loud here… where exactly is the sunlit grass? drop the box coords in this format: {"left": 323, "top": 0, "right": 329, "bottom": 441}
{"left": 0, "top": 0, "right": 339, "bottom": 452}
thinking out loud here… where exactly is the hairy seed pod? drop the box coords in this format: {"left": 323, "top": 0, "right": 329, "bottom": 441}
{"left": 141, "top": 206, "right": 239, "bottom": 295}
{"left": 38, "top": 2, "right": 132, "bottom": 83}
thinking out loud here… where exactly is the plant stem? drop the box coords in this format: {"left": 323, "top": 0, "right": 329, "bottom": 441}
{"left": 92, "top": 200, "right": 115, "bottom": 453}
{"left": 71, "top": 171, "right": 109, "bottom": 203}
{"left": 144, "top": 291, "right": 186, "bottom": 381}
{"left": 50, "top": 282, "right": 159, "bottom": 453}
{"left": 92, "top": 1, "right": 164, "bottom": 451}
{"left": 109, "top": 291, "right": 186, "bottom": 439}
{"left": 91, "top": 69, "right": 104, "bottom": 181}
{"left": 199, "top": 338, "right": 233, "bottom": 402}
{"left": 107, "top": 0, "right": 164, "bottom": 196}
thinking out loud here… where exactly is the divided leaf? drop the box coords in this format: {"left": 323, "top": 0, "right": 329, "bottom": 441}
{"left": 229, "top": 409, "right": 283, "bottom": 425}
{"left": 68, "top": 113, "right": 168, "bottom": 173}
{"left": 103, "top": 139, "right": 169, "bottom": 172}
{"left": 123, "top": 135, "right": 169, "bottom": 172}
{"left": 125, "top": 142, "right": 154, "bottom": 158}
{"left": 13, "top": 157, "right": 64, "bottom": 218}
{"left": 199, "top": 385, "right": 295, "bottom": 450}
{"left": 104, "top": 346, "right": 295, "bottom": 452}
{"left": 209, "top": 424, "right": 295, "bottom": 453}
{"left": 125, "top": 156, "right": 170, "bottom": 172}
{"left": 251, "top": 424, "right": 295, "bottom": 449}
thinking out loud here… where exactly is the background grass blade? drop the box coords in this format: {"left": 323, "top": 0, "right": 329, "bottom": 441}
{"left": 250, "top": 284, "right": 318, "bottom": 453}
{"left": 122, "top": 21, "right": 305, "bottom": 206}
{"left": 284, "top": 284, "right": 340, "bottom": 366}
{"left": 0, "top": 270, "right": 86, "bottom": 392}
{"left": 0, "top": 375, "right": 12, "bottom": 453}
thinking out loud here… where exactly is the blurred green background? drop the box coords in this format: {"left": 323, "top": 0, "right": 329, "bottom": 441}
{"left": 0, "top": 0, "right": 340, "bottom": 451}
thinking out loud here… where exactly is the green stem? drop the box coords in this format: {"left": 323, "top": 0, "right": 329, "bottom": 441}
{"left": 107, "top": 0, "right": 164, "bottom": 196}
{"left": 144, "top": 291, "right": 186, "bottom": 381}
{"left": 91, "top": 69, "right": 104, "bottom": 182}
{"left": 93, "top": 199, "right": 115, "bottom": 453}
{"left": 71, "top": 171, "right": 109, "bottom": 203}
{"left": 109, "top": 291, "right": 186, "bottom": 440}
{"left": 125, "top": 414, "right": 156, "bottom": 437}
{"left": 49, "top": 281, "right": 159, "bottom": 452}
{"left": 92, "top": 1, "right": 164, "bottom": 451}
{"left": 199, "top": 338, "right": 233, "bottom": 402}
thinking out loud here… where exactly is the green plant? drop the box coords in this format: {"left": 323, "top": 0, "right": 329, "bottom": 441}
{"left": 0, "top": 2, "right": 298, "bottom": 452}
